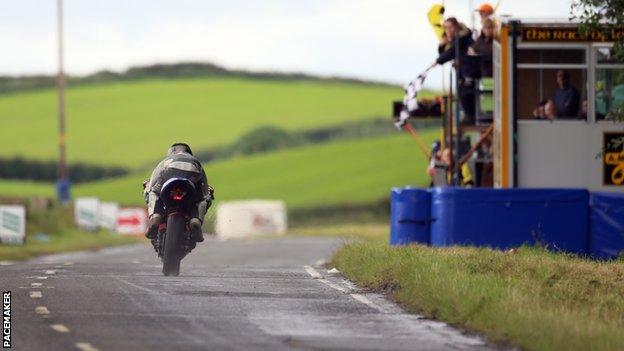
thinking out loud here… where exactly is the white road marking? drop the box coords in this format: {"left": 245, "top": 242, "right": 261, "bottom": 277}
{"left": 0, "top": 261, "right": 15, "bottom": 266}
{"left": 50, "top": 324, "right": 70, "bottom": 333}
{"left": 76, "top": 342, "right": 99, "bottom": 351}
{"left": 131, "top": 259, "right": 140, "bottom": 264}
{"left": 304, "top": 265, "right": 322, "bottom": 279}
{"left": 318, "top": 279, "right": 350, "bottom": 293}
{"left": 63, "top": 262, "right": 74, "bottom": 266}
{"left": 31, "top": 282, "right": 43, "bottom": 288}
{"left": 303, "top": 265, "right": 391, "bottom": 312}
{"left": 30, "top": 291, "right": 42, "bottom": 298}
{"left": 45, "top": 270, "right": 56, "bottom": 275}
{"left": 36, "top": 276, "right": 48, "bottom": 280}
{"left": 35, "top": 306, "right": 50, "bottom": 315}
{"left": 350, "top": 293, "right": 389, "bottom": 313}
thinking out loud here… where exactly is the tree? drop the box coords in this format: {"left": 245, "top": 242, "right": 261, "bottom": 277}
{"left": 572, "top": 0, "right": 624, "bottom": 58}
{"left": 572, "top": 0, "right": 624, "bottom": 120}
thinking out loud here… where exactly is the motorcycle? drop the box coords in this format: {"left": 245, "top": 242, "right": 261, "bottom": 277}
{"left": 153, "top": 177, "right": 199, "bottom": 276}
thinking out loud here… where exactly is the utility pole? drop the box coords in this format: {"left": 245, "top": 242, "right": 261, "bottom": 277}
{"left": 57, "top": 0, "right": 70, "bottom": 204}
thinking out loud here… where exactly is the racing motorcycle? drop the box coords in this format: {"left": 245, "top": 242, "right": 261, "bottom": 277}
{"left": 152, "top": 177, "right": 199, "bottom": 276}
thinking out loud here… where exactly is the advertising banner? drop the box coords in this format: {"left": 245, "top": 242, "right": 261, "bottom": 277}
{"left": 0, "top": 206, "right": 25, "bottom": 245}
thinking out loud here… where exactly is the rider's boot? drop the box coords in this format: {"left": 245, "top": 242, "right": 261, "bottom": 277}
{"left": 189, "top": 218, "right": 204, "bottom": 242}
{"left": 145, "top": 214, "right": 162, "bottom": 240}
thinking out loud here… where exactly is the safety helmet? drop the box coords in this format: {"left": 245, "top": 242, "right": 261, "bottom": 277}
{"left": 168, "top": 143, "right": 193, "bottom": 156}
{"left": 475, "top": 3, "right": 494, "bottom": 15}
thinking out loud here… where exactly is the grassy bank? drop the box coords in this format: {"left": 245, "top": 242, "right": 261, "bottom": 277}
{"left": 0, "top": 78, "right": 402, "bottom": 167}
{"left": 326, "top": 223, "right": 624, "bottom": 351}
{"left": 0, "top": 229, "right": 142, "bottom": 261}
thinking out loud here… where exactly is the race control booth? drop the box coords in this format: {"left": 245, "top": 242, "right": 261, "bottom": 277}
{"left": 493, "top": 19, "right": 624, "bottom": 191}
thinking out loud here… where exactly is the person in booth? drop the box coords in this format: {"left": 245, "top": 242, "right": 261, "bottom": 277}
{"left": 552, "top": 70, "right": 580, "bottom": 118}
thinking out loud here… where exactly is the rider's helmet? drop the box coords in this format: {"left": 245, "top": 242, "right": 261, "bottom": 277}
{"left": 168, "top": 143, "right": 193, "bottom": 156}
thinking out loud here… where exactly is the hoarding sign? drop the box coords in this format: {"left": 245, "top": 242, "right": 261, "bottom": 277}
{"left": 0, "top": 206, "right": 25, "bottom": 245}
{"left": 98, "top": 202, "right": 119, "bottom": 232}
{"left": 75, "top": 197, "right": 100, "bottom": 231}
{"left": 604, "top": 132, "right": 624, "bottom": 186}
{"left": 117, "top": 208, "right": 147, "bottom": 235}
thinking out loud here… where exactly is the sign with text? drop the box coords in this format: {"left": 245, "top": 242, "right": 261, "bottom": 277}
{"left": 75, "top": 197, "right": 100, "bottom": 231}
{"left": 0, "top": 206, "right": 25, "bottom": 245}
{"left": 117, "top": 208, "right": 147, "bottom": 236}
{"left": 522, "top": 27, "right": 624, "bottom": 43}
{"left": 603, "top": 132, "right": 624, "bottom": 186}
{"left": 98, "top": 202, "right": 119, "bottom": 232}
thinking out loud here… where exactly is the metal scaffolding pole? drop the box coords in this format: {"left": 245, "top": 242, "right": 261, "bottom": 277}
{"left": 57, "top": 0, "right": 70, "bottom": 203}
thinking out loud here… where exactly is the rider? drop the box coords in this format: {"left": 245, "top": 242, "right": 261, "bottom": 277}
{"left": 143, "top": 143, "right": 214, "bottom": 243}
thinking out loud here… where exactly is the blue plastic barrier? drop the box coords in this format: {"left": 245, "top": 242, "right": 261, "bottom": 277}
{"left": 429, "top": 188, "right": 589, "bottom": 254}
{"left": 390, "top": 187, "right": 431, "bottom": 246}
{"left": 589, "top": 192, "right": 624, "bottom": 260}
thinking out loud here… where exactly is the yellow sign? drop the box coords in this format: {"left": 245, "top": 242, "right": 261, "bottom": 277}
{"left": 522, "top": 27, "right": 624, "bottom": 43}
{"left": 604, "top": 133, "right": 624, "bottom": 186}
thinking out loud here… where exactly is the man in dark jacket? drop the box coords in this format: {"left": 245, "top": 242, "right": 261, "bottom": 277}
{"left": 427, "top": 17, "right": 476, "bottom": 124}
{"left": 143, "top": 143, "right": 214, "bottom": 243}
{"left": 552, "top": 70, "right": 580, "bottom": 117}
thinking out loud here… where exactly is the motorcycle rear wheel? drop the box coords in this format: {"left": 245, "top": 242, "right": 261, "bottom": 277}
{"left": 162, "top": 214, "right": 184, "bottom": 276}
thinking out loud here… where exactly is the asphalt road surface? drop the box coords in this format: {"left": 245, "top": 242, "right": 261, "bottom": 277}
{"left": 0, "top": 236, "right": 497, "bottom": 351}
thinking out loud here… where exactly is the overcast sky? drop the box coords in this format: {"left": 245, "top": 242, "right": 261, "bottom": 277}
{"left": 1, "top": 0, "right": 573, "bottom": 86}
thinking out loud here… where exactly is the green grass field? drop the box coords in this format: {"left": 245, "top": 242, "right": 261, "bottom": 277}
{"left": 0, "top": 78, "right": 401, "bottom": 168}
{"left": 72, "top": 132, "right": 436, "bottom": 206}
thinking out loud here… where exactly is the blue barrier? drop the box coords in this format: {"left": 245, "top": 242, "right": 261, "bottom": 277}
{"left": 429, "top": 188, "right": 589, "bottom": 254}
{"left": 589, "top": 192, "right": 624, "bottom": 260}
{"left": 389, "top": 187, "right": 430, "bottom": 246}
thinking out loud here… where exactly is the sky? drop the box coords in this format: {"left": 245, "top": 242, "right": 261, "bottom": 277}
{"left": 0, "top": 0, "right": 574, "bottom": 87}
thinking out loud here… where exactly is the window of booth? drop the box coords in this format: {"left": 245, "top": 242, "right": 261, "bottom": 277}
{"left": 595, "top": 47, "right": 624, "bottom": 121}
{"left": 516, "top": 47, "right": 587, "bottom": 120}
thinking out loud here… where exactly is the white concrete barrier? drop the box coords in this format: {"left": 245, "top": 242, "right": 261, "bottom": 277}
{"left": 0, "top": 205, "right": 26, "bottom": 245}
{"left": 74, "top": 197, "right": 100, "bottom": 231}
{"left": 216, "top": 200, "right": 287, "bottom": 239}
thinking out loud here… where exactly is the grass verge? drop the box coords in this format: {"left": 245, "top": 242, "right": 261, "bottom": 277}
{"left": 0, "top": 230, "right": 143, "bottom": 261}
{"left": 322, "top": 222, "right": 624, "bottom": 351}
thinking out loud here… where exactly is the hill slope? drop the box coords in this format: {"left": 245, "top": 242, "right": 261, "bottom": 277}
{"left": 0, "top": 78, "right": 400, "bottom": 168}
{"left": 72, "top": 132, "right": 435, "bottom": 207}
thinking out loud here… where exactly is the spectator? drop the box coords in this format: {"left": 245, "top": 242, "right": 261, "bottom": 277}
{"left": 544, "top": 99, "right": 558, "bottom": 120}
{"left": 427, "top": 17, "right": 476, "bottom": 124}
{"left": 469, "top": 18, "right": 495, "bottom": 78}
{"left": 552, "top": 70, "right": 580, "bottom": 117}
{"left": 475, "top": 3, "right": 495, "bottom": 24}
{"left": 578, "top": 100, "right": 605, "bottom": 120}
{"left": 533, "top": 99, "right": 548, "bottom": 119}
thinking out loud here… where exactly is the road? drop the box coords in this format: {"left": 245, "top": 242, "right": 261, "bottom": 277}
{"left": 0, "top": 236, "right": 496, "bottom": 351}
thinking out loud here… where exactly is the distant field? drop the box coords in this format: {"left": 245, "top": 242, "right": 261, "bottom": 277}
{"left": 0, "top": 180, "right": 53, "bottom": 198}
{"left": 72, "top": 132, "right": 436, "bottom": 207}
{"left": 0, "top": 78, "right": 402, "bottom": 168}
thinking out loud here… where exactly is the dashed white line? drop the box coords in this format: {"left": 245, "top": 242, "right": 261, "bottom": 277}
{"left": 31, "top": 282, "right": 43, "bottom": 288}
{"left": 0, "top": 261, "right": 15, "bottom": 266}
{"left": 63, "top": 262, "right": 74, "bottom": 266}
{"left": 50, "top": 324, "right": 70, "bottom": 333}
{"left": 304, "top": 265, "right": 322, "bottom": 279}
{"left": 29, "top": 291, "right": 42, "bottom": 298}
{"left": 45, "top": 270, "right": 57, "bottom": 275}
{"left": 35, "top": 306, "right": 50, "bottom": 315}
{"left": 76, "top": 342, "right": 99, "bottom": 351}
{"left": 36, "top": 276, "right": 48, "bottom": 280}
